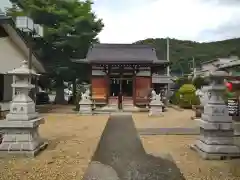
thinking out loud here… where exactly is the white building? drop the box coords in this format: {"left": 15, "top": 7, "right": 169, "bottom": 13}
{"left": 0, "top": 15, "right": 45, "bottom": 109}
{"left": 196, "top": 56, "right": 240, "bottom": 77}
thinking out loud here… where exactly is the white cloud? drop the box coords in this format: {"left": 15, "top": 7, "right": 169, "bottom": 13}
{"left": 1, "top": 0, "right": 240, "bottom": 43}
{"left": 93, "top": 0, "right": 240, "bottom": 43}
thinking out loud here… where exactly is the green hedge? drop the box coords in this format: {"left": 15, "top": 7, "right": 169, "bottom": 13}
{"left": 170, "top": 84, "right": 200, "bottom": 108}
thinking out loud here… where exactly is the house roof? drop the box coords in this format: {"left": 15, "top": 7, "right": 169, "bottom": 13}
{"left": 81, "top": 43, "right": 168, "bottom": 64}
{"left": 0, "top": 14, "right": 46, "bottom": 73}
{"left": 201, "top": 59, "right": 218, "bottom": 65}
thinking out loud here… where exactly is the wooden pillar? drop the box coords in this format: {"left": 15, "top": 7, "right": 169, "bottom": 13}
{"left": 90, "top": 65, "right": 93, "bottom": 99}
{"left": 133, "top": 66, "right": 136, "bottom": 106}
{"left": 133, "top": 74, "right": 136, "bottom": 106}
{"left": 106, "top": 65, "right": 110, "bottom": 104}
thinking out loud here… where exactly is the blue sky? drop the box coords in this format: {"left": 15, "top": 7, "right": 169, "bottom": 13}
{"left": 1, "top": 0, "right": 240, "bottom": 43}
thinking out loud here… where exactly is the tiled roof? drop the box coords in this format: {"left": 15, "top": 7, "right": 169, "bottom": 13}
{"left": 86, "top": 43, "right": 165, "bottom": 63}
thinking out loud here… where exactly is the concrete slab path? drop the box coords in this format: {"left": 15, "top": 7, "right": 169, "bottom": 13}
{"left": 83, "top": 114, "right": 185, "bottom": 180}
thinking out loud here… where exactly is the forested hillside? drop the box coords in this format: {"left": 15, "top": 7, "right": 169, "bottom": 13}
{"left": 135, "top": 38, "right": 240, "bottom": 74}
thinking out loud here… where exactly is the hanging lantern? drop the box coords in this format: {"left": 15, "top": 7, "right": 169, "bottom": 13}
{"left": 226, "top": 82, "right": 233, "bottom": 91}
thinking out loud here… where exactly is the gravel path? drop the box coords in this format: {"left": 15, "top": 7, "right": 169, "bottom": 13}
{"left": 84, "top": 114, "right": 185, "bottom": 180}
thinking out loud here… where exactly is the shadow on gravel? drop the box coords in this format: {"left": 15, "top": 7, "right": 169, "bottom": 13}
{"left": 83, "top": 114, "right": 185, "bottom": 180}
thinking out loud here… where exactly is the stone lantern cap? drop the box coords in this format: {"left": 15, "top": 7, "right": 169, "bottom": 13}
{"left": 7, "top": 60, "right": 39, "bottom": 76}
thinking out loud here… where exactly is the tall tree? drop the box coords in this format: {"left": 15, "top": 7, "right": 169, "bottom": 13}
{"left": 7, "top": 0, "right": 103, "bottom": 104}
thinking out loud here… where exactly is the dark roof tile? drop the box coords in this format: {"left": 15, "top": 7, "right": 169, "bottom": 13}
{"left": 86, "top": 43, "right": 163, "bottom": 63}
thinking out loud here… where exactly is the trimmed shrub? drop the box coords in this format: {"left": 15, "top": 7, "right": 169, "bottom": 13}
{"left": 179, "top": 84, "right": 196, "bottom": 94}
{"left": 178, "top": 84, "right": 200, "bottom": 109}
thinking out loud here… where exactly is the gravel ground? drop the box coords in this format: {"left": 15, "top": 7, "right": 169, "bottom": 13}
{"left": 1, "top": 107, "right": 240, "bottom": 180}
{"left": 0, "top": 114, "right": 108, "bottom": 180}
{"left": 141, "top": 135, "right": 240, "bottom": 180}
{"left": 133, "top": 108, "right": 196, "bottom": 129}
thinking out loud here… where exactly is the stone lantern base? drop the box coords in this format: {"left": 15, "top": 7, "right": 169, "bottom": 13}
{"left": 191, "top": 143, "right": 240, "bottom": 160}
{"left": 149, "top": 100, "right": 163, "bottom": 116}
{"left": 191, "top": 119, "right": 240, "bottom": 160}
{"left": 79, "top": 99, "right": 93, "bottom": 115}
{"left": 0, "top": 117, "right": 48, "bottom": 157}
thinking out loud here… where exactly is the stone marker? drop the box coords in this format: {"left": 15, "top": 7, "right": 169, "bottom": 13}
{"left": 149, "top": 89, "right": 163, "bottom": 116}
{"left": 79, "top": 88, "right": 93, "bottom": 115}
{"left": 0, "top": 60, "right": 47, "bottom": 157}
{"left": 191, "top": 70, "right": 240, "bottom": 160}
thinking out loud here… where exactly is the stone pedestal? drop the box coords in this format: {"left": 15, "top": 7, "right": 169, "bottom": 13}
{"left": 0, "top": 118, "right": 46, "bottom": 157}
{"left": 191, "top": 71, "right": 240, "bottom": 160}
{"left": 233, "top": 121, "right": 240, "bottom": 136}
{"left": 149, "top": 100, "right": 163, "bottom": 116}
{"left": 79, "top": 99, "right": 93, "bottom": 115}
{"left": 0, "top": 61, "right": 47, "bottom": 157}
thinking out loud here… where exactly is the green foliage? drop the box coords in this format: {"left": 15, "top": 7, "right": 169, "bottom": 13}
{"left": 135, "top": 38, "right": 240, "bottom": 74}
{"left": 5, "top": 3, "right": 25, "bottom": 18}
{"left": 173, "top": 76, "right": 191, "bottom": 89}
{"left": 222, "top": 89, "right": 237, "bottom": 103}
{"left": 7, "top": 0, "right": 103, "bottom": 77}
{"left": 179, "top": 84, "right": 196, "bottom": 94}
{"left": 177, "top": 84, "right": 200, "bottom": 108}
{"left": 192, "top": 76, "right": 206, "bottom": 89}
{"left": 169, "top": 91, "right": 180, "bottom": 105}
{"left": 7, "top": 0, "right": 103, "bottom": 103}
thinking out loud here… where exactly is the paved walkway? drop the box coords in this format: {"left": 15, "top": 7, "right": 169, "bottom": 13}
{"left": 83, "top": 114, "right": 185, "bottom": 180}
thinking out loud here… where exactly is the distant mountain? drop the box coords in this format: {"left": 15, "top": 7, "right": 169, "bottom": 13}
{"left": 135, "top": 38, "right": 240, "bottom": 74}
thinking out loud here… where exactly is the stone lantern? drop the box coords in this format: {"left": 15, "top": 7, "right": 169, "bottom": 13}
{"left": 191, "top": 70, "right": 240, "bottom": 160}
{"left": 0, "top": 60, "right": 47, "bottom": 157}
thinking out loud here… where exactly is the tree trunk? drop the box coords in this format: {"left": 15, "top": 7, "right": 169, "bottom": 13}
{"left": 72, "top": 78, "right": 77, "bottom": 104}
{"left": 54, "top": 77, "right": 67, "bottom": 104}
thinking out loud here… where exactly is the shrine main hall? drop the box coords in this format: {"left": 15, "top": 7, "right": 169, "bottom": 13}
{"left": 73, "top": 43, "right": 172, "bottom": 109}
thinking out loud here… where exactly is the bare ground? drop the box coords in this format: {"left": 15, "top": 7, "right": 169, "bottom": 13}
{"left": 133, "top": 108, "right": 196, "bottom": 129}
{"left": 141, "top": 135, "right": 240, "bottom": 180}
{"left": 0, "top": 113, "right": 108, "bottom": 180}
{"left": 133, "top": 108, "right": 240, "bottom": 180}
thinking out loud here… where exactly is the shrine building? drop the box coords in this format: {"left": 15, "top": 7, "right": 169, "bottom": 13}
{"left": 73, "top": 44, "right": 172, "bottom": 108}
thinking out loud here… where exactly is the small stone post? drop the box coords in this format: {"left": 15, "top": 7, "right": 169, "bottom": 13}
{"left": 0, "top": 61, "right": 47, "bottom": 157}
{"left": 191, "top": 71, "right": 240, "bottom": 160}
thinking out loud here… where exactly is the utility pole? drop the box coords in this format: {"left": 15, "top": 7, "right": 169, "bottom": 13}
{"left": 167, "top": 37, "right": 170, "bottom": 76}
{"left": 166, "top": 37, "right": 171, "bottom": 103}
